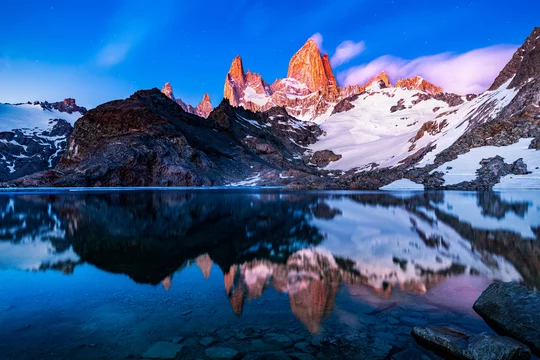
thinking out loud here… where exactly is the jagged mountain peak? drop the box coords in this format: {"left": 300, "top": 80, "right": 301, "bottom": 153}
{"left": 395, "top": 76, "right": 443, "bottom": 94}
{"left": 161, "top": 82, "right": 212, "bottom": 118}
{"left": 287, "top": 38, "right": 334, "bottom": 92}
{"left": 489, "top": 27, "right": 540, "bottom": 91}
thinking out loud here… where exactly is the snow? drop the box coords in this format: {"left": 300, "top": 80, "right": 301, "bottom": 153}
{"left": 380, "top": 179, "right": 424, "bottom": 190}
{"left": 227, "top": 173, "right": 262, "bottom": 187}
{"left": 432, "top": 138, "right": 539, "bottom": 187}
{"left": 243, "top": 86, "right": 270, "bottom": 106}
{"left": 312, "top": 197, "right": 524, "bottom": 291}
{"left": 0, "top": 103, "right": 82, "bottom": 132}
{"left": 308, "top": 77, "right": 520, "bottom": 172}
{"left": 429, "top": 191, "right": 540, "bottom": 239}
{"left": 310, "top": 87, "right": 459, "bottom": 170}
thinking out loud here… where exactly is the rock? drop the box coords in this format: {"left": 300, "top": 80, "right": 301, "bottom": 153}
{"left": 473, "top": 282, "right": 540, "bottom": 355}
{"left": 170, "top": 336, "right": 184, "bottom": 344}
{"left": 324, "top": 331, "right": 393, "bottom": 359}
{"left": 243, "top": 351, "right": 290, "bottom": 360}
{"left": 412, "top": 325, "right": 531, "bottom": 360}
{"left": 309, "top": 150, "right": 342, "bottom": 167}
{"left": 141, "top": 342, "right": 185, "bottom": 359}
{"left": 529, "top": 137, "right": 540, "bottom": 150}
{"left": 289, "top": 353, "right": 317, "bottom": 360}
{"left": 387, "top": 317, "right": 400, "bottom": 325}
{"left": 391, "top": 348, "right": 431, "bottom": 360}
{"left": 199, "top": 336, "right": 216, "bottom": 347}
{"left": 204, "top": 347, "right": 240, "bottom": 360}
{"left": 264, "top": 333, "right": 293, "bottom": 348}
{"left": 294, "top": 341, "right": 315, "bottom": 353}
{"left": 287, "top": 333, "right": 306, "bottom": 343}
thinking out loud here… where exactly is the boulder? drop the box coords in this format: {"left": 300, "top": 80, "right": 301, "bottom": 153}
{"left": 412, "top": 326, "right": 530, "bottom": 360}
{"left": 141, "top": 341, "right": 184, "bottom": 359}
{"left": 309, "top": 150, "right": 342, "bottom": 167}
{"left": 473, "top": 282, "right": 540, "bottom": 355}
{"left": 205, "top": 346, "right": 240, "bottom": 360}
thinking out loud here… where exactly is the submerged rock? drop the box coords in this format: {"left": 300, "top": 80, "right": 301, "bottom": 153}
{"left": 412, "top": 325, "right": 531, "bottom": 360}
{"left": 323, "top": 330, "right": 393, "bottom": 359}
{"left": 205, "top": 347, "right": 240, "bottom": 360}
{"left": 141, "top": 341, "right": 185, "bottom": 359}
{"left": 473, "top": 282, "right": 540, "bottom": 355}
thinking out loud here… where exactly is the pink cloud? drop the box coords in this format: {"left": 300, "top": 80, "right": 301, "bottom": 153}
{"left": 330, "top": 40, "right": 366, "bottom": 67}
{"left": 309, "top": 33, "right": 324, "bottom": 51}
{"left": 337, "top": 45, "right": 517, "bottom": 94}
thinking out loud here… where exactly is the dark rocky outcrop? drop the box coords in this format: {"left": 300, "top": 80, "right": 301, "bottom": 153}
{"left": 473, "top": 282, "right": 540, "bottom": 355}
{"left": 6, "top": 90, "right": 325, "bottom": 187}
{"left": 309, "top": 150, "right": 341, "bottom": 167}
{"left": 412, "top": 325, "right": 531, "bottom": 360}
{"left": 0, "top": 119, "right": 73, "bottom": 181}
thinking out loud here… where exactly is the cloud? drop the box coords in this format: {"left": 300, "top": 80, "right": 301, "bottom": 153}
{"left": 309, "top": 33, "right": 324, "bottom": 51}
{"left": 337, "top": 45, "right": 517, "bottom": 94}
{"left": 96, "top": 43, "right": 132, "bottom": 67}
{"left": 330, "top": 40, "right": 366, "bottom": 67}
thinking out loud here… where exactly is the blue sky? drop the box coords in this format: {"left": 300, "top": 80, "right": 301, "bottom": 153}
{"left": 0, "top": 0, "right": 538, "bottom": 108}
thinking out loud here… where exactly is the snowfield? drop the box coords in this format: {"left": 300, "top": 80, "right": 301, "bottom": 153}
{"left": 309, "top": 78, "right": 521, "bottom": 172}
{"left": 0, "top": 103, "right": 81, "bottom": 133}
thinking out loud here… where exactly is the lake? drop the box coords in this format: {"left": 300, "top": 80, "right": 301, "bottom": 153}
{"left": 0, "top": 189, "right": 539, "bottom": 360}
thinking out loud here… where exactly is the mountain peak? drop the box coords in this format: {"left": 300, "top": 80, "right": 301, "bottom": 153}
{"left": 489, "top": 27, "right": 540, "bottom": 91}
{"left": 287, "top": 38, "right": 332, "bottom": 92}
{"left": 195, "top": 93, "right": 212, "bottom": 118}
{"left": 224, "top": 56, "right": 247, "bottom": 106}
{"left": 161, "top": 82, "right": 175, "bottom": 101}
{"left": 395, "top": 76, "right": 443, "bottom": 94}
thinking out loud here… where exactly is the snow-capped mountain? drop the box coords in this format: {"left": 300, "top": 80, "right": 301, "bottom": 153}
{"left": 0, "top": 99, "right": 86, "bottom": 181}
{"left": 221, "top": 39, "right": 446, "bottom": 122}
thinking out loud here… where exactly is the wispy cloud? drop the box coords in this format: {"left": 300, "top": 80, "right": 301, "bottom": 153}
{"left": 94, "top": 0, "right": 174, "bottom": 68}
{"left": 309, "top": 33, "right": 324, "bottom": 51}
{"left": 337, "top": 45, "right": 517, "bottom": 94}
{"left": 330, "top": 40, "right": 366, "bottom": 67}
{"left": 96, "top": 43, "right": 132, "bottom": 67}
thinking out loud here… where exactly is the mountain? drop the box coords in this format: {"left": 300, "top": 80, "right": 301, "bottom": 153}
{"left": 222, "top": 39, "right": 446, "bottom": 122}
{"left": 7, "top": 88, "right": 326, "bottom": 187}
{"left": 0, "top": 99, "right": 86, "bottom": 181}
{"left": 161, "top": 82, "right": 213, "bottom": 118}
{"left": 3, "top": 27, "right": 539, "bottom": 190}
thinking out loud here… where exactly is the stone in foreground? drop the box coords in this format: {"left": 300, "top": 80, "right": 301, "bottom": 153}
{"left": 473, "top": 282, "right": 540, "bottom": 355}
{"left": 412, "top": 325, "right": 530, "bottom": 360}
{"left": 141, "top": 341, "right": 184, "bottom": 359}
{"left": 205, "top": 346, "right": 240, "bottom": 360}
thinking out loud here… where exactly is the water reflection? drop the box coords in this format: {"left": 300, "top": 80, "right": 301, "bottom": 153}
{"left": 0, "top": 190, "right": 539, "bottom": 336}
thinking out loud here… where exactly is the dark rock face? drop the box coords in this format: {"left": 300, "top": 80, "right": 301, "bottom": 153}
{"left": 0, "top": 119, "right": 72, "bottom": 181}
{"left": 473, "top": 282, "right": 540, "bottom": 355}
{"left": 412, "top": 326, "right": 531, "bottom": 360}
{"left": 39, "top": 98, "right": 87, "bottom": 114}
{"left": 8, "top": 90, "right": 324, "bottom": 187}
{"left": 390, "top": 99, "right": 406, "bottom": 113}
{"left": 309, "top": 150, "right": 342, "bottom": 167}
{"left": 490, "top": 27, "right": 540, "bottom": 91}
{"left": 529, "top": 137, "right": 540, "bottom": 150}
{"left": 331, "top": 94, "right": 359, "bottom": 115}
{"left": 437, "top": 156, "right": 530, "bottom": 191}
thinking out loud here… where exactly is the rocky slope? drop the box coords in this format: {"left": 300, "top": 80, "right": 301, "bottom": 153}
{"left": 0, "top": 99, "right": 86, "bottom": 181}
{"left": 6, "top": 88, "right": 327, "bottom": 187}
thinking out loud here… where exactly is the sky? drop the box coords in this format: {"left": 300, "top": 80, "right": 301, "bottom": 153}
{"left": 0, "top": 0, "right": 538, "bottom": 108}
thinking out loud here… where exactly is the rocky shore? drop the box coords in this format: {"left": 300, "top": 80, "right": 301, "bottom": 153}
{"left": 413, "top": 282, "right": 539, "bottom": 360}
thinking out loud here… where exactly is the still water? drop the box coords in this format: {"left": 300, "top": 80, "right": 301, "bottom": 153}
{"left": 0, "top": 190, "right": 538, "bottom": 360}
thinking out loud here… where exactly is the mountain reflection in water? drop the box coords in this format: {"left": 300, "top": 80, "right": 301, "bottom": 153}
{"left": 0, "top": 190, "right": 539, "bottom": 338}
